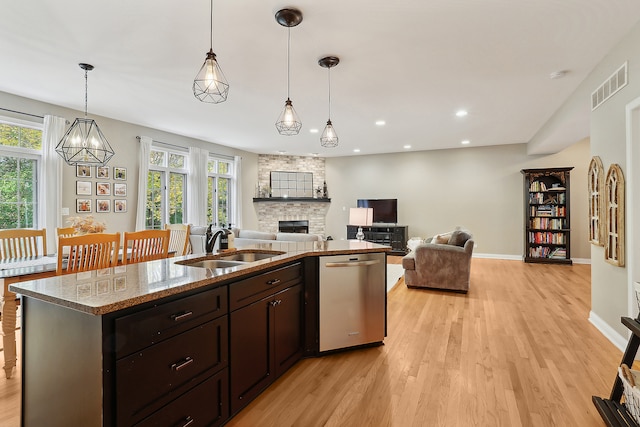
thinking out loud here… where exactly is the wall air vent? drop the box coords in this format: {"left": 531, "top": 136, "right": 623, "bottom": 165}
{"left": 591, "top": 62, "right": 628, "bottom": 111}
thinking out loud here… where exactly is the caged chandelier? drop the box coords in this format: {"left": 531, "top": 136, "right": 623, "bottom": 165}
{"left": 319, "top": 56, "right": 340, "bottom": 148}
{"left": 274, "top": 8, "right": 303, "bottom": 136}
{"left": 56, "top": 63, "right": 115, "bottom": 166}
{"left": 193, "top": 0, "right": 229, "bottom": 103}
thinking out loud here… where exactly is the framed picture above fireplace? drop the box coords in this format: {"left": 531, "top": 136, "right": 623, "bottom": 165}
{"left": 270, "top": 171, "right": 314, "bottom": 198}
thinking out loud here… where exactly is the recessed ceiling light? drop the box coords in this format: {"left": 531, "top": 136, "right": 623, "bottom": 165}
{"left": 456, "top": 110, "right": 468, "bottom": 117}
{"left": 549, "top": 70, "right": 568, "bottom": 79}
{"left": 311, "top": 153, "right": 319, "bottom": 157}
{"left": 461, "top": 140, "right": 470, "bottom": 145}
{"left": 278, "top": 150, "right": 287, "bottom": 154}
{"left": 375, "top": 120, "right": 386, "bottom": 126}
{"left": 353, "top": 149, "right": 361, "bottom": 153}
{"left": 310, "top": 128, "right": 319, "bottom": 133}
{"left": 403, "top": 145, "right": 411, "bottom": 149}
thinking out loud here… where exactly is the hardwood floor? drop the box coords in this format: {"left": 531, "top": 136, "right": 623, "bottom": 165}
{"left": 0, "top": 258, "right": 621, "bottom": 426}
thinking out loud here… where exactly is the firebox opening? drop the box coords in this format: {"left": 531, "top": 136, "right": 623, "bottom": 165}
{"left": 279, "top": 220, "right": 309, "bottom": 234}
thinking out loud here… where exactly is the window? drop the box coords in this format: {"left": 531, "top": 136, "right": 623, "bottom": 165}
{"left": 0, "top": 120, "right": 42, "bottom": 229}
{"left": 605, "top": 164, "right": 625, "bottom": 267}
{"left": 145, "top": 148, "right": 187, "bottom": 229}
{"left": 207, "top": 157, "right": 233, "bottom": 227}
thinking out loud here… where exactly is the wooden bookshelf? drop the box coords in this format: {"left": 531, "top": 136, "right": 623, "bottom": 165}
{"left": 521, "top": 167, "right": 573, "bottom": 264}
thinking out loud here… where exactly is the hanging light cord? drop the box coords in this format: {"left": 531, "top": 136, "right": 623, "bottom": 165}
{"left": 84, "top": 68, "right": 88, "bottom": 119}
{"left": 287, "top": 26, "right": 291, "bottom": 98}
{"left": 210, "top": 0, "right": 214, "bottom": 49}
{"left": 327, "top": 67, "right": 332, "bottom": 119}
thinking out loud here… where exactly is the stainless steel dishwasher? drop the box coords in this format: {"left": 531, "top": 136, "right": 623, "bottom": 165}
{"left": 319, "top": 252, "right": 386, "bottom": 352}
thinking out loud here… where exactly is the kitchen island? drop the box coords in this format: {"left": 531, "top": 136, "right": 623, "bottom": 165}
{"left": 10, "top": 240, "right": 389, "bottom": 427}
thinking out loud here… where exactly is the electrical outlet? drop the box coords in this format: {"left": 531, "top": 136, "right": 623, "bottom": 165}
{"left": 61, "top": 207, "right": 69, "bottom": 216}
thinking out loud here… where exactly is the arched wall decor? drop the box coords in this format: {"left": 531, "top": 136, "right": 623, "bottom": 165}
{"left": 588, "top": 156, "right": 605, "bottom": 246}
{"left": 605, "top": 163, "right": 625, "bottom": 266}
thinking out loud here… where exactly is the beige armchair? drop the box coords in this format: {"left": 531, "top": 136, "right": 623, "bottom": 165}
{"left": 402, "top": 230, "right": 474, "bottom": 293}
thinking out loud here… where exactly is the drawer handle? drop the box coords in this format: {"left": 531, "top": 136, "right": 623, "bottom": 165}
{"left": 171, "top": 311, "right": 194, "bottom": 322}
{"left": 179, "top": 416, "right": 194, "bottom": 427}
{"left": 270, "top": 299, "right": 282, "bottom": 307}
{"left": 171, "top": 356, "right": 194, "bottom": 372}
{"left": 266, "top": 278, "right": 281, "bottom": 286}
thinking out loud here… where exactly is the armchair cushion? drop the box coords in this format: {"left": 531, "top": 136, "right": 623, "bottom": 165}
{"left": 448, "top": 230, "right": 472, "bottom": 247}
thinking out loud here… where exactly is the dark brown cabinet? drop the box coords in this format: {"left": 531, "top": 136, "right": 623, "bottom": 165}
{"left": 346, "top": 225, "right": 408, "bottom": 255}
{"left": 229, "top": 263, "right": 304, "bottom": 415}
{"left": 521, "top": 167, "right": 573, "bottom": 264}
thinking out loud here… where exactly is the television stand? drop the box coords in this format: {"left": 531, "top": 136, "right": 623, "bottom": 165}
{"left": 346, "top": 225, "right": 408, "bottom": 255}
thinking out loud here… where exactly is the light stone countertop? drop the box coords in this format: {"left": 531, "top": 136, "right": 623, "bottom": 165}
{"left": 9, "top": 240, "right": 389, "bottom": 316}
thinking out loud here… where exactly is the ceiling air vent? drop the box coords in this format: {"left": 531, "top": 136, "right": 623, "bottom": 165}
{"left": 592, "top": 62, "right": 628, "bottom": 111}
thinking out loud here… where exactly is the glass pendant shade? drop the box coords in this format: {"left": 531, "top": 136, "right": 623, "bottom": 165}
{"left": 56, "top": 63, "right": 114, "bottom": 166}
{"left": 193, "top": 49, "right": 229, "bottom": 104}
{"left": 320, "top": 119, "right": 338, "bottom": 148}
{"left": 56, "top": 118, "right": 114, "bottom": 166}
{"left": 275, "top": 98, "right": 302, "bottom": 135}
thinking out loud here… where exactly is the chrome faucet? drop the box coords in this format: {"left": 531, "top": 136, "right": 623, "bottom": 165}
{"left": 205, "top": 225, "right": 224, "bottom": 254}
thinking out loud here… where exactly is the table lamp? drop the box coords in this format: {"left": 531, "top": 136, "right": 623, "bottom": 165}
{"left": 349, "top": 207, "right": 373, "bottom": 241}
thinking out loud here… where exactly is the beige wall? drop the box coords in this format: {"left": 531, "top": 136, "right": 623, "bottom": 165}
{"left": 325, "top": 139, "right": 590, "bottom": 260}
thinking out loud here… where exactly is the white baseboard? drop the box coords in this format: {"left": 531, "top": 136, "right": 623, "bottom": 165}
{"left": 472, "top": 253, "right": 521, "bottom": 261}
{"left": 572, "top": 258, "right": 591, "bottom": 265}
{"left": 589, "top": 310, "right": 628, "bottom": 352}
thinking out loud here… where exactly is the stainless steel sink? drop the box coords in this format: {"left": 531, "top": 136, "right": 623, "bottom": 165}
{"left": 217, "top": 251, "right": 284, "bottom": 262}
{"left": 183, "top": 259, "right": 246, "bottom": 269}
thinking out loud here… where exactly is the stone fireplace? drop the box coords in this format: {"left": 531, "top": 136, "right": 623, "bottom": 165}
{"left": 255, "top": 154, "right": 329, "bottom": 236}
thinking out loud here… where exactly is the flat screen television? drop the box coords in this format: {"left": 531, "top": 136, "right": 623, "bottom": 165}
{"left": 357, "top": 198, "right": 398, "bottom": 224}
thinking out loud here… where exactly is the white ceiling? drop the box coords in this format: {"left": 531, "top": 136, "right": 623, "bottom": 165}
{"left": 1, "top": 0, "right": 640, "bottom": 157}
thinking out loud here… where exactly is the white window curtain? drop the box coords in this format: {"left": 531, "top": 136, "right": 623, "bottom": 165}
{"left": 233, "top": 155, "right": 242, "bottom": 229}
{"left": 39, "top": 115, "right": 66, "bottom": 254}
{"left": 135, "top": 136, "right": 152, "bottom": 230}
{"left": 187, "top": 146, "right": 209, "bottom": 227}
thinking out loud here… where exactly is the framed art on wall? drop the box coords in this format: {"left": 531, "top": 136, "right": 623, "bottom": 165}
{"left": 114, "top": 199, "right": 127, "bottom": 213}
{"left": 76, "top": 165, "right": 91, "bottom": 178}
{"left": 96, "top": 182, "right": 111, "bottom": 196}
{"left": 96, "top": 199, "right": 111, "bottom": 213}
{"left": 97, "top": 166, "right": 109, "bottom": 179}
{"left": 114, "top": 167, "right": 127, "bottom": 180}
{"left": 76, "top": 181, "right": 91, "bottom": 196}
{"left": 76, "top": 199, "right": 92, "bottom": 213}
{"left": 114, "top": 183, "right": 127, "bottom": 196}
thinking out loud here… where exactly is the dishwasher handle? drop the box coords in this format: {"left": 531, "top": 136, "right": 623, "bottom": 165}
{"left": 324, "top": 259, "right": 381, "bottom": 268}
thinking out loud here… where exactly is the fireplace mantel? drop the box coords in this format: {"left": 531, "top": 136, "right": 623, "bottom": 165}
{"left": 253, "top": 197, "right": 331, "bottom": 203}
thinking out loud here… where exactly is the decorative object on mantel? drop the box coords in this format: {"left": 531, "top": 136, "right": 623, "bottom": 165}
{"left": 253, "top": 197, "right": 330, "bottom": 203}
{"left": 193, "top": 0, "right": 229, "bottom": 103}
{"left": 274, "top": 8, "right": 303, "bottom": 136}
{"left": 55, "top": 63, "right": 115, "bottom": 166}
{"left": 67, "top": 215, "right": 106, "bottom": 234}
{"left": 319, "top": 56, "right": 340, "bottom": 148}
{"left": 605, "top": 163, "right": 625, "bottom": 266}
{"left": 588, "top": 156, "right": 605, "bottom": 246}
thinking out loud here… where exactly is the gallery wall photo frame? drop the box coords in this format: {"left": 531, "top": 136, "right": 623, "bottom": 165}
{"left": 77, "top": 199, "right": 92, "bottom": 213}
{"left": 114, "top": 167, "right": 127, "bottom": 180}
{"left": 96, "top": 199, "right": 111, "bottom": 213}
{"left": 96, "top": 182, "right": 111, "bottom": 196}
{"left": 97, "top": 166, "right": 109, "bottom": 179}
{"left": 76, "top": 181, "right": 92, "bottom": 196}
{"left": 114, "top": 199, "right": 127, "bottom": 213}
{"left": 76, "top": 165, "right": 92, "bottom": 178}
{"left": 114, "top": 183, "right": 127, "bottom": 197}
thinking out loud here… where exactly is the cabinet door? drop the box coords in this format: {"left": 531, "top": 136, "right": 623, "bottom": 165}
{"left": 274, "top": 283, "right": 303, "bottom": 377}
{"left": 230, "top": 296, "right": 272, "bottom": 414}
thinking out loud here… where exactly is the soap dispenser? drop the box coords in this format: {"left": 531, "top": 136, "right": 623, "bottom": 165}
{"left": 227, "top": 225, "right": 235, "bottom": 250}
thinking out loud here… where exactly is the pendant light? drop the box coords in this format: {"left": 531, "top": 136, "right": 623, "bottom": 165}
{"left": 274, "top": 8, "right": 303, "bottom": 135}
{"left": 193, "top": 0, "right": 229, "bottom": 103}
{"left": 319, "top": 56, "right": 339, "bottom": 148}
{"left": 56, "top": 63, "right": 115, "bottom": 166}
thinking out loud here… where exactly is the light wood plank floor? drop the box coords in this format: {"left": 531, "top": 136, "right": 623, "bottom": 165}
{"left": 0, "top": 258, "right": 621, "bottom": 426}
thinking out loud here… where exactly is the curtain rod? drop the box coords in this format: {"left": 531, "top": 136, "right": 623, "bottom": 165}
{"left": 0, "top": 107, "right": 70, "bottom": 124}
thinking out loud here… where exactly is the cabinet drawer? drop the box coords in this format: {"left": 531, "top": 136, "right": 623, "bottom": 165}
{"left": 135, "top": 368, "right": 229, "bottom": 427}
{"left": 116, "top": 317, "right": 228, "bottom": 425}
{"left": 115, "top": 286, "right": 228, "bottom": 357}
{"left": 229, "top": 262, "right": 302, "bottom": 311}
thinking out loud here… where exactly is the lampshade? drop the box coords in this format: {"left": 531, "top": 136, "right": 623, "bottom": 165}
{"left": 275, "top": 8, "right": 303, "bottom": 135}
{"left": 56, "top": 63, "right": 115, "bottom": 166}
{"left": 193, "top": 0, "right": 229, "bottom": 103}
{"left": 349, "top": 208, "right": 373, "bottom": 227}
